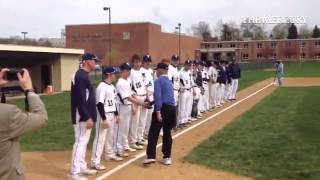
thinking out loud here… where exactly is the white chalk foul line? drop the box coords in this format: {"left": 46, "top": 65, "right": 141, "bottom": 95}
{"left": 96, "top": 82, "right": 274, "bottom": 180}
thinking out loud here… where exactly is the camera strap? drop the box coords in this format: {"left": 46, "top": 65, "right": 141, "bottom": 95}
{"left": 1, "top": 89, "right": 6, "bottom": 103}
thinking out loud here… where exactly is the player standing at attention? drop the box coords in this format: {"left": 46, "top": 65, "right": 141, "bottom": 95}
{"left": 178, "top": 60, "right": 193, "bottom": 127}
{"left": 141, "top": 54, "right": 155, "bottom": 140}
{"left": 91, "top": 66, "right": 122, "bottom": 171}
{"left": 129, "top": 54, "right": 149, "bottom": 149}
{"left": 70, "top": 53, "right": 99, "bottom": 180}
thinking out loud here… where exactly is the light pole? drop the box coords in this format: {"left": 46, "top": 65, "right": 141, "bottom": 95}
{"left": 103, "top": 7, "right": 111, "bottom": 65}
{"left": 175, "top": 23, "right": 181, "bottom": 64}
{"left": 21, "top": 32, "right": 28, "bottom": 43}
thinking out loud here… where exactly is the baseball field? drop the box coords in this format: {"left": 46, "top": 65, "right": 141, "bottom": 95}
{"left": 9, "top": 61, "right": 320, "bottom": 179}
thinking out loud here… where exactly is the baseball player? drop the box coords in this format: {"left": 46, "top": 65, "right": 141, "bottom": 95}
{"left": 202, "top": 61, "right": 211, "bottom": 112}
{"left": 191, "top": 60, "right": 202, "bottom": 119}
{"left": 91, "top": 66, "right": 122, "bottom": 171}
{"left": 114, "top": 62, "right": 148, "bottom": 157}
{"left": 229, "top": 59, "right": 241, "bottom": 100}
{"left": 208, "top": 60, "right": 218, "bottom": 109}
{"left": 168, "top": 55, "right": 180, "bottom": 109}
{"left": 178, "top": 60, "right": 193, "bottom": 126}
{"left": 275, "top": 60, "right": 284, "bottom": 86}
{"left": 129, "top": 54, "right": 149, "bottom": 149}
{"left": 141, "top": 54, "right": 155, "bottom": 139}
{"left": 70, "top": 53, "right": 99, "bottom": 179}
{"left": 224, "top": 61, "right": 232, "bottom": 102}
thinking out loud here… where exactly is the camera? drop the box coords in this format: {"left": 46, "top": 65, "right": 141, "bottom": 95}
{"left": 3, "top": 68, "right": 24, "bottom": 81}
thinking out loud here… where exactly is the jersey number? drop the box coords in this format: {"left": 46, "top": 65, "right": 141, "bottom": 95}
{"left": 136, "top": 82, "right": 142, "bottom": 88}
{"left": 107, "top": 100, "right": 113, "bottom": 106}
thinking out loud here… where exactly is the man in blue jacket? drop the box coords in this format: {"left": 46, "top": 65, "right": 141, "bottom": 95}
{"left": 143, "top": 62, "right": 176, "bottom": 166}
{"left": 229, "top": 59, "right": 241, "bottom": 100}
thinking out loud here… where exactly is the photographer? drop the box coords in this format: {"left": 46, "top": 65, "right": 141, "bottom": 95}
{"left": 0, "top": 68, "right": 48, "bottom": 180}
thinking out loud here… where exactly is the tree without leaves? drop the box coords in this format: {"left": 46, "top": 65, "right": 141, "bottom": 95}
{"left": 240, "top": 21, "right": 267, "bottom": 40}
{"left": 191, "top": 21, "right": 212, "bottom": 41}
{"left": 299, "top": 24, "right": 311, "bottom": 39}
{"left": 272, "top": 24, "right": 290, "bottom": 39}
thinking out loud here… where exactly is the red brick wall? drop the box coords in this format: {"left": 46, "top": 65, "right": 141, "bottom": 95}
{"left": 66, "top": 22, "right": 200, "bottom": 65}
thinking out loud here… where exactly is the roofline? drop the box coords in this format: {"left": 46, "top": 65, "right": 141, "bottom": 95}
{"left": 66, "top": 21, "right": 160, "bottom": 27}
{"left": 0, "top": 44, "right": 84, "bottom": 55}
{"left": 202, "top": 38, "right": 320, "bottom": 44}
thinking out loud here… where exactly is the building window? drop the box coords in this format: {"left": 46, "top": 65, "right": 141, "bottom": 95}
{"left": 204, "top": 44, "right": 210, "bottom": 48}
{"left": 271, "top": 42, "right": 277, "bottom": 49}
{"left": 257, "top": 43, "right": 262, "bottom": 48}
{"left": 286, "top": 41, "right": 291, "bottom": 47}
{"left": 217, "top": 44, "right": 223, "bottom": 48}
{"left": 300, "top": 52, "right": 306, "bottom": 59}
{"left": 315, "top": 53, "right": 320, "bottom": 59}
{"left": 243, "top": 54, "right": 249, "bottom": 60}
{"left": 257, "top": 53, "right": 263, "bottom": 59}
{"left": 315, "top": 41, "right": 320, "bottom": 48}
{"left": 300, "top": 41, "right": 306, "bottom": 48}
{"left": 243, "top": 43, "right": 249, "bottom": 48}
{"left": 123, "top": 32, "right": 131, "bottom": 40}
{"left": 210, "top": 44, "right": 215, "bottom": 48}
{"left": 272, "top": 53, "right": 277, "bottom": 59}
{"left": 230, "top": 43, "right": 236, "bottom": 48}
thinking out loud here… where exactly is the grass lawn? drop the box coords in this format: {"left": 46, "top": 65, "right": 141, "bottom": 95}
{"left": 238, "top": 61, "right": 320, "bottom": 90}
{"left": 185, "top": 87, "right": 320, "bottom": 179}
{"left": 7, "top": 61, "right": 320, "bottom": 152}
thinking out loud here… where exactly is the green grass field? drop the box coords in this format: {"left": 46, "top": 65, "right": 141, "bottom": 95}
{"left": 185, "top": 87, "right": 320, "bottom": 179}
{"left": 7, "top": 61, "right": 320, "bottom": 151}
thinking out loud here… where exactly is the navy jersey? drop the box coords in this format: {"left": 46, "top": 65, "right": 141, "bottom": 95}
{"left": 217, "top": 66, "right": 227, "bottom": 84}
{"left": 71, "top": 69, "right": 97, "bottom": 124}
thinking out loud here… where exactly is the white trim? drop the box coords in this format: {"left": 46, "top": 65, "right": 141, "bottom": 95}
{"left": 95, "top": 82, "right": 274, "bottom": 180}
{"left": 0, "top": 44, "right": 83, "bottom": 55}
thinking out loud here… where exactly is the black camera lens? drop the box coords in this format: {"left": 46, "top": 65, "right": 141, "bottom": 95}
{"left": 5, "top": 69, "right": 24, "bottom": 81}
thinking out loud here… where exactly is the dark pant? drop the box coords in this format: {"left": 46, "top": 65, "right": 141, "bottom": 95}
{"left": 191, "top": 99, "right": 199, "bottom": 118}
{"left": 146, "top": 104, "right": 176, "bottom": 159}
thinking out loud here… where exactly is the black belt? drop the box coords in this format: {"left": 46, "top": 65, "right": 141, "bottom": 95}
{"left": 136, "top": 94, "right": 146, "bottom": 96}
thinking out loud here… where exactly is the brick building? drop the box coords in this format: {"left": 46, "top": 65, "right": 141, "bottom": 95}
{"left": 66, "top": 22, "right": 200, "bottom": 65}
{"left": 196, "top": 38, "right": 320, "bottom": 61}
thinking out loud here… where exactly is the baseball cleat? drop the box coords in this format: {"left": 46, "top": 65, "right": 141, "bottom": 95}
{"left": 117, "top": 152, "right": 129, "bottom": 157}
{"left": 91, "top": 164, "right": 106, "bottom": 171}
{"left": 131, "top": 143, "right": 144, "bottom": 150}
{"left": 69, "top": 173, "right": 88, "bottom": 180}
{"left": 125, "top": 147, "right": 136, "bottom": 152}
{"left": 106, "top": 155, "right": 124, "bottom": 161}
{"left": 80, "top": 168, "right": 97, "bottom": 176}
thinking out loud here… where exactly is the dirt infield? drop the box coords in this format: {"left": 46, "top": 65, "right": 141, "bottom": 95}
{"left": 22, "top": 78, "right": 320, "bottom": 180}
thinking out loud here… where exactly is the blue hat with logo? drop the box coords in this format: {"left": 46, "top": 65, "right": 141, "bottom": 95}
{"left": 119, "top": 62, "right": 131, "bottom": 71}
{"left": 185, "top": 59, "right": 193, "bottom": 65}
{"left": 103, "top": 66, "right": 117, "bottom": 74}
{"left": 143, "top": 54, "right": 152, "bottom": 62}
{"left": 171, "top": 54, "right": 179, "bottom": 61}
{"left": 81, "top": 53, "right": 100, "bottom": 62}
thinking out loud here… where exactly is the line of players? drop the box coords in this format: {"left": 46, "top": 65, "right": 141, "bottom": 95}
{"left": 88, "top": 54, "right": 241, "bottom": 172}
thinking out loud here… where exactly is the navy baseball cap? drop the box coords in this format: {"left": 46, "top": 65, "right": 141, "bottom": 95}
{"left": 185, "top": 59, "right": 193, "bottom": 65}
{"left": 81, "top": 53, "right": 100, "bottom": 62}
{"left": 143, "top": 54, "right": 152, "bottom": 62}
{"left": 171, "top": 54, "right": 179, "bottom": 61}
{"left": 103, "top": 66, "right": 117, "bottom": 74}
{"left": 119, "top": 62, "right": 131, "bottom": 71}
{"left": 156, "top": 62, "right": 169, "bottom": 70}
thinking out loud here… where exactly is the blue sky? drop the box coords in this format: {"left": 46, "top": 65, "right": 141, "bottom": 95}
{"left": 0, "top": 0, "right": 319, "bottom": 38}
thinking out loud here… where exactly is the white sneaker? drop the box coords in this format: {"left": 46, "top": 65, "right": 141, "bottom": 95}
{"left": 91, "top": 164, "right": 106, "bottom": 171}
{"left": 131, "top": 143, "right": 144, "bottom": 150}
{"left": 69, "top": 173, "right": 88, "bottom": 180}
{"left": 143, "top": 158, "right": 156, "bottom": 165}
{"left": 125, "top": 147, "right": 136, "bottom": 152}
{"left": 160, "top": 158, "right": 172, "bottom": 165}
{"left": 106, "top": 155, "right": 123, "bottom": 161}
{"left": 190, "top": 118, "right": 197, "bottom": 121}
{"left": 117, "top": 152, "right": 129, "bottom": 157}
{"left": 80, "top": 168, "right": 97, "bottom": 176}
